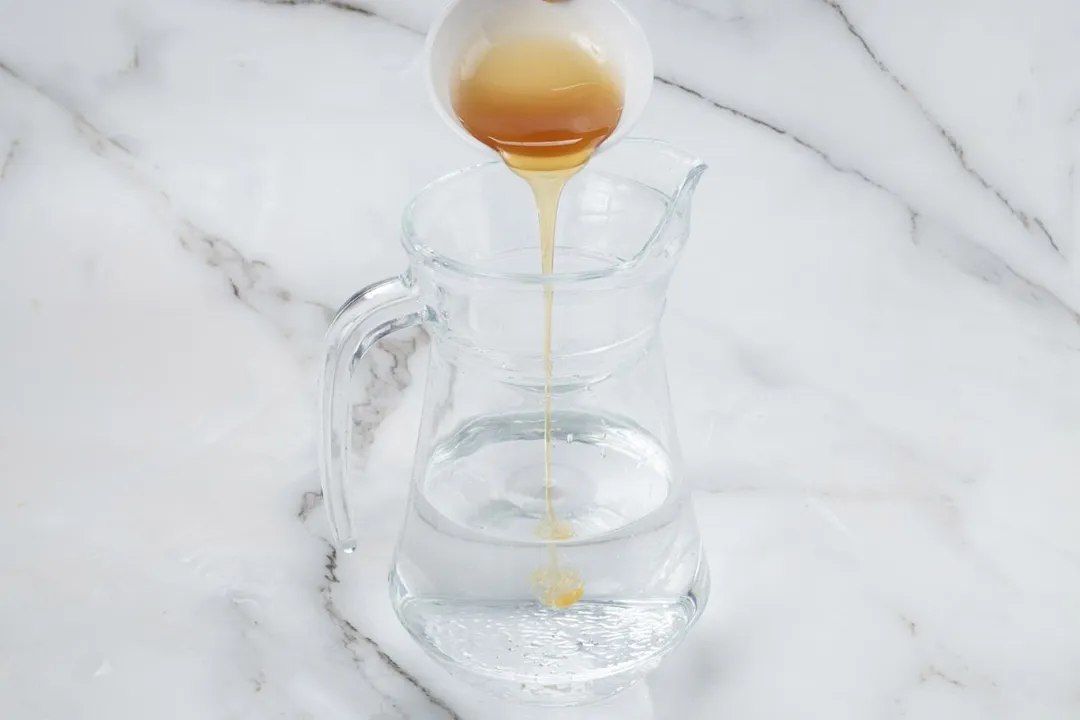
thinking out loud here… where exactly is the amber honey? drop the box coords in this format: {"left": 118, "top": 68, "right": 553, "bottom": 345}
{"left": 452, "top": 37, "right": 624, "bottom": 171}
{"left": 453, "top": 36, "right": 624, "bottom": 609}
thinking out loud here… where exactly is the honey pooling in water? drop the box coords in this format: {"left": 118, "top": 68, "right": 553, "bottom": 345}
{"left": 452, "top": 37, "right": 624, "bottom": 608}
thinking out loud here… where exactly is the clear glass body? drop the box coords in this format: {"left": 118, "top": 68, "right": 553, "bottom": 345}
{"left": 320, "top": 140, "right": 709, "bottom": 705}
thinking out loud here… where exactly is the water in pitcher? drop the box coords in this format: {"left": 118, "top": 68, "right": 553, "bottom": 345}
{"left": 391, "top": 410, "right": 705, "bottom": 697}
{"left": 386, "top": 37, "right": 706, "bottom": 700}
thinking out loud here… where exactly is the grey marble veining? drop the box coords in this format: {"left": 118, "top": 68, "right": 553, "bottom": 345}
{"left": 1, "top": 0, "right": 1078, "bottom": 718}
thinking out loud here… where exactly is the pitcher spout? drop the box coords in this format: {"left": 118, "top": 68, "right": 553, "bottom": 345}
{"left": 670, "top": 154, "right": 708, "bottom": 221}
{"left": 585, "top": 138, "right": 708, "bottom": 271}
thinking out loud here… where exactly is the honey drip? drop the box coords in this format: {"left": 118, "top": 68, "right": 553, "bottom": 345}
{"left": 452, "top": 36, "right": 623, "bottom": 608}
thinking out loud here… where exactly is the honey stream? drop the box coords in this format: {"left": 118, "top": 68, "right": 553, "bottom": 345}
{"left": 453, "top": 36, "right": 623, "bottom": 608}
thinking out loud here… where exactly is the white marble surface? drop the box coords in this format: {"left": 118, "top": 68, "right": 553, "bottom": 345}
{"left": 2, "top": 0, "right": 1080, "bottom": 717}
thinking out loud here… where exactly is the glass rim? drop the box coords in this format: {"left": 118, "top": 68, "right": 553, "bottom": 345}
{"left": 399, "top": 138, "right": 707, "bottom": 286}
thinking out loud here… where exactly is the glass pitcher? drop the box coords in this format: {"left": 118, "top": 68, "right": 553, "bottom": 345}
{"left": 320, "top": 140, "right": 710, "bottom": 705}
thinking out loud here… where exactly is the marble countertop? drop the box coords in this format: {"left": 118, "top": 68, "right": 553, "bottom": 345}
{"left": 3, "top": 0, "right": 1079, "bottom": 717}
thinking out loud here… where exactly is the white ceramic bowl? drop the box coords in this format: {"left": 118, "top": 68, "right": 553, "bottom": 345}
{"left": 424, "top": 0, "right": 654, "bottom": 156}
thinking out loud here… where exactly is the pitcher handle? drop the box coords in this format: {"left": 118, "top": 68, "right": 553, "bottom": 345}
{"left": 319, "top": 273, "right": 426, "bottom": 552}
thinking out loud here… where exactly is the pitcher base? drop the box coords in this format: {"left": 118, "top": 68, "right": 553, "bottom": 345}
{"left": 395, "top": 593, "right": 701, "bottom": 705}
